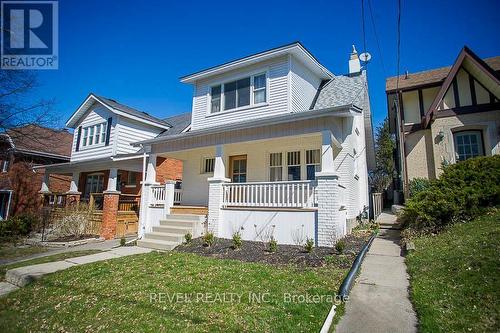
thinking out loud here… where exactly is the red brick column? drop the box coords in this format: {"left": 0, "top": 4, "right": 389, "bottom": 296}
{"left": 66, "top": 193, "right": 81, "bottom": 207}
{"left": 101, "top": 192, "right": 120, "bottom": 239}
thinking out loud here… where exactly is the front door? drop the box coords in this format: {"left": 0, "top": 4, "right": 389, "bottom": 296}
{"left": 229, "top": 155, "right": 247, "bottom": 183}
{"left": 84, "top": 174, "right": 104, "bottom": 198}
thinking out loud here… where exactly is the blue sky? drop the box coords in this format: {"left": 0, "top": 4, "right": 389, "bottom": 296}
{"left": 33, "top": 0, "right": 500, "bottom": 130}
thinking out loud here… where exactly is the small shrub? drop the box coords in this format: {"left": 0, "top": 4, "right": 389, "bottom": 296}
{"left": 184, "top": 232, "right": 192, "bottom": 244}
{"left": 335, "top": 239, "right": 346, "bottom": 253}
{"left": 203, "top": 232, "right": 215, "bottom": 247}
{"left": 304, "top": 238, "right": 314, "bottom": 253}
{"left": 408, "top": 178, "right": 432, "bottom": 198}
{"left": 268, "top": 237, "right": 278, "bottom": 253}
{"left": 49, "top": 203, "right": 96, "bottom": 239}
{"left": 120, "top": 237, "right": 126, "bottom": 246}
{"left": 232, "top": 232, "right": 242, "bottom": 249}
{"left": 0, "top": 213, "right": 39, "bottom": 239}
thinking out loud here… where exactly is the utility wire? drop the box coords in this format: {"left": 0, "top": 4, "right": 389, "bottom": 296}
{"left": 361, "top": 0, "right": 367, "bottom": 55}
{"left": 367, "top": 0, "right": 387, "bottom": 77}
{"left": 396, "top": 0, "right": 402, "bottom": 92}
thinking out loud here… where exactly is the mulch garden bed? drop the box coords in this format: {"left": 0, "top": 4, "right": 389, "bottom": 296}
{"left": 175, "top": 230, "right": 372, "bottom": 268}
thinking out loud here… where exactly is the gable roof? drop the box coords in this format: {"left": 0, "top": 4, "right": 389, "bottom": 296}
{"left": 66, "top": 93, "right": 172, "bottom": 130}
{"left": 1, "top": 125, "right": 72, "bottom": 158}
{"left": 180, "top": 42, "right": 333, "bottom": 84}
{"left": 386, "top": 55, "right": 500, "bottom": 92}
{"left": 423, "top": 46, "right": 500, "bottom": 128}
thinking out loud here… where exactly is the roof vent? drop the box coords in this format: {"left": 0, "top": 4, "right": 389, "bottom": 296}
{"left": 404, "top": 70, "right": 409, "bottom": 79}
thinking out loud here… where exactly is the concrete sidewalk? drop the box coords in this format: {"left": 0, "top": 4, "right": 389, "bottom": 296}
{"left": 0, "top": 246, "right": 151, "bottom": 297}
{"left": 336, "top": 212, "right": 417, "bottom": 333}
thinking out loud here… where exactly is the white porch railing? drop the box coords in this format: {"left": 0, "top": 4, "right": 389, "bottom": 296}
{"left": 149, "top": 185, "right": 166, "bottom": 206}
{"left": 174, "top": 189, "right": 182, "bottom": 204}
{"left": 222, "top": 180, "right": 317, "bottom": 208}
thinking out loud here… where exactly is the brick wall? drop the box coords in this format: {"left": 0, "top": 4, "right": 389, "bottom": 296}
{"left": 156, "top": 157, "right": 183, "bottom": 183}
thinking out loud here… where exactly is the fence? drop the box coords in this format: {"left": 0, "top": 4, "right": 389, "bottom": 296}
{"left": 372, "top": 192, "right": 383, "bottom": 220}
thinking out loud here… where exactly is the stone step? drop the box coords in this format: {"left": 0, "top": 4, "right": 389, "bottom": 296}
{"left": 137, "top": 239, "right": 178, "bottom": 251}
{"left": 144, "top": 232, "right": 184, "bottom": 242}
{"left": 159, "top": 219, "right": 199, "bottom": 228}
{"left": 165, "top": 214, "right": 205, "bottom": 222}
{"left": 152, "top": 225, "right": 192, "bottom": 235}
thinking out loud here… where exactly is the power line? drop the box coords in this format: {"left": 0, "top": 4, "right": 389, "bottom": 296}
{"left": 367, "top": 0, "right": 387, "bottom": 76}
{"left": 361, "top": 0, "right": 367, "bottom": 55}
{"left": 396, "top": 0, "right": 402, "bottom": 92}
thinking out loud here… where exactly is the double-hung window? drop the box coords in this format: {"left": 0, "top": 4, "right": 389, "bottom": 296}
{"left": 202, "top": 157, "right": 215, "bottom": 173}
{"left": 210, "top": 73, "right": 266, "bottom": 113}
{"left": 287, "top": 151, "right": 301, "bottom": 181}
{"left": 306, "top": 149, "right": 321, "bottom": 180}
{"left": 269, "top": 152, "right": 283, "bottom": 181}
{"left": 81, "top": 123, "right": 107, "bottom": 148}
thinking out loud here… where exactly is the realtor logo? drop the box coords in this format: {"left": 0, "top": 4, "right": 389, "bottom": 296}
{"left": 1, "top": 0, "right": 58, "bottom": 69}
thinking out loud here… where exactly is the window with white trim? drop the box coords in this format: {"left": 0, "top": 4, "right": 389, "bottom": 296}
{"left": 81, "top": 123, "right": 106, "bottom": 147}
{"left": 210, "top": 73, "right": 267, "bottom": 113}
{"left": 306, "top": 149, "right": 320, "bottom": 180}
{"left": 269, "top": 152, "right": 282, "bottom": 181}
{"left": 1, "top": 159, "right": 10, "bottom": 173}
{"left": 202, "top": 157, "right": 215, "bottom": 173}
{"left": 287, "top": 151, "right": 301, "bottom": 181}
{"left": 454, "top": 130, "right": 484, "bottom": 161}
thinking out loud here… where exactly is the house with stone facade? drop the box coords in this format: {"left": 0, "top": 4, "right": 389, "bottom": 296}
{"left": 133, "top": 42, "right": 375, "bottom": 249}
{"left": 386, "top": 46, "right": 500, "bottom": 201}
{"left": 0, "top": 125, "right": 73, "bottom": 220}
{"left": 40, "top": 42, "right": 375, "bottom": 248}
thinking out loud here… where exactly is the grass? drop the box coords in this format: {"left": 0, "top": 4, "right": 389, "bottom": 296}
{"left": 406, "top": 209, "right": 500, "bottom": 333}
{"left": 0, "top": 250, "right": 102, "bottom": 282}
{"left": 0, "top": 244, "right": 48, "bottom": 260}
{"left": 0, "top": 251, "right": 347, "bottom": 332}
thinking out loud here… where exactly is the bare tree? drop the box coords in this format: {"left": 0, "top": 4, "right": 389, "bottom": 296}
{"left": 0, "top": 70, "right": 58, "bottom": 143}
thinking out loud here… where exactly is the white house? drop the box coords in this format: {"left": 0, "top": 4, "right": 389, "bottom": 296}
{"left": 135, "top": 42, "right": 375, "bottom": 249}
{"left": 39, "top": 42, "right": 375, "bottom": 249}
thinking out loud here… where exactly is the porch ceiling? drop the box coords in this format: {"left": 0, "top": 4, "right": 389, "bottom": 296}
{"left": 39, "top": 156, "right": 144, "bottom": 175}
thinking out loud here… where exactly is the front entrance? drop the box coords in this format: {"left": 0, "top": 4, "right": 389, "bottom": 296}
{"left": 0, "top": 191, "right": 11, "bottom": 220}
{"left": 229, "top": 155, "right": 247, "bottom": 183}
{"left": 84, "top": 173, "right": 104, "bottom": 198}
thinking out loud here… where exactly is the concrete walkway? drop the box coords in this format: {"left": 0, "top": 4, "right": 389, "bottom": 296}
{"left": 0, "top": 246, "right": 151, "bottom": 297}
{"left": 336, "top": 212, "right": 417, "bottom": 333}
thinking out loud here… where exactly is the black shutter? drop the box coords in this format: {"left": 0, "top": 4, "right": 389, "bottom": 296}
{"left": 75, "top": 126, "right": 82, "bottom": 152}
{"left": 105, "top": 117, "right": 112, "bottom": 146}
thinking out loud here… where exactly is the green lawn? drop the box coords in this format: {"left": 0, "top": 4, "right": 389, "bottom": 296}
{"left": 0, "top": 251, "right": 346, "bottom": 332}
{"left": 0, "top": 250, "right": 102, "bottom": 281}
{"left": 0, "top": 244, "right": 48, "bottom": 260}
{"left": 406, "top": 209, "right": 500, "bottom": 333}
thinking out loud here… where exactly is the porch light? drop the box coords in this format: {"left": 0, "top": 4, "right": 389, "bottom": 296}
{"left": 437, "top": 130, "right": 445, "bottom": 141}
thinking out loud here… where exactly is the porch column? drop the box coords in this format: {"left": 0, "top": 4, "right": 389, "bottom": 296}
{"left": 39, "top": 171, "right": 50, "bottom": 194}
{"left": 321, "top": 130, "right": 336, "bottom": 173}
{"left": 66, "top": 172, "right": 81, "bottom": 206}
{"left": 101, "top": 168, "right": 120, "bottom": 240}
{"left": 139, "top": 152, "right": 159, "bottom": 238}
{"left": 207, "top": 145, "right": 230, "bottom": 236}
{"left": 163, "top": 180, "right": 176, "bottom": 216}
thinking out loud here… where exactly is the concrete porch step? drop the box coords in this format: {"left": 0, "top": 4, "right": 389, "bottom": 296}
{"left": 164, "top": 214, "right": 205, "bottom": 221}
{"left": 137, "top": 239, "right": 178, "bottom": 251}
{"left": 159, "top": 219, "right": 199, "bottom": 228}
{"left": 152, "top": 225, "right": 192, "bottom": 234}
{"left": 143, "top": 232, "right": 184, "bottom": 242}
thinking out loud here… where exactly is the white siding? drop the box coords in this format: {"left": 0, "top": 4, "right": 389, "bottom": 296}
{"left": 190, "top": 56, "right": 290, "bottom": 130}
{"left": 116, "top": 117, "right": 163, "bottom": 155}
{"left": 70, "top": 104, "right": 114, "bottom": 162}
{"left": 290, "top": 56, "right": 322, "bottom": 112}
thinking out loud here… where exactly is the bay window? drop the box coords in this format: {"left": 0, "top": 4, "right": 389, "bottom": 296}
{"left": 210, "top": 73, "right": 267, "bottom": 113}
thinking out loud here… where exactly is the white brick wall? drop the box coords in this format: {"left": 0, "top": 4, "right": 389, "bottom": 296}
{"left": 207, "top": 179, "right": 227, "bottom": 236}
{"left": 316, "top": 173, "right": 346, "bottom": 247}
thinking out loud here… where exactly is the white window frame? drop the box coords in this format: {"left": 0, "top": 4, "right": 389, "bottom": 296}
{"left": 268, "top": 152, "right": 283, "bottom": 181}
{"left": 287, "top": 151, "right": 301, "bottom": 181}
{"left": 80, "top": 122, "right": 107, "bottom": 149}
{"left": 1, "top": 159, "right": 10, "bottom": 173}
{"left": 305, "top": 149, "right": 321, "bottom": 180}
{"left": 201, "top": 157, "right": 215, "bottom": 174}
{"left": 207, "top": 70, "right": 269, "bottom": 116}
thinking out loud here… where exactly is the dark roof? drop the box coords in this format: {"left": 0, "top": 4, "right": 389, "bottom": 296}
{"left": 2, "top": 125, "right": 73, "bottom": 157}
{"left": 93, "top": 94, "right": 172, "bottom": 127}
{"left": 158, "top": 112, "right": 191, "bottom": 137}
{"left": 312, "top": 74, "right": 367, "bottom": 110}
{"left": 386, "top": 56, "right": 500, "bottom": 91}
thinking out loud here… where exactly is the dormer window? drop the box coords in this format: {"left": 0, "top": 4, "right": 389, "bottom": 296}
{"left": 81, "top": 122, "right": 107, "bottom": 147}
{"left": 210, "top": 73, "right": 267, "bottom": 114}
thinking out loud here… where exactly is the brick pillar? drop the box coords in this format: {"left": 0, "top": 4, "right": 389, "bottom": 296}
{"left": 101, "top": 192, "right": 120, "bottom": 239}
{"left": 207, "top": 177, "right": 230, "bottom": 236}
{"left": 66, "top": 193, "right": 81, "bottom": 207}
{"left": 316, "top": 172, "right": 344, "bottom": 247}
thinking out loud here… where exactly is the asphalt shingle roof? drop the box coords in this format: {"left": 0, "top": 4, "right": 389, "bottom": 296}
{"left": 94, "top": 95, "right": 172, "bottom": 127}
{"left": 312, "top": 73, "right": 367, "bottom": 110}
{"left": 158, "top": 112, "right": 191, "bottom": 137}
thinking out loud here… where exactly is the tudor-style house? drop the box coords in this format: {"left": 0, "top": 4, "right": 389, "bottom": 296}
{"left": 386, "top": 46, "right": 500, "bottom": 200}
{"left": 132, "top": 42, "right": 375, "bottom": 249}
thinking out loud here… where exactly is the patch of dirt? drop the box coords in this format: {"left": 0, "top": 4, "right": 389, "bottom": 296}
{"left": 47, "top": 235, "right": 99, "bottom": 242}
{"left": 175, "top": 231, "right": 372, "bottom": 268}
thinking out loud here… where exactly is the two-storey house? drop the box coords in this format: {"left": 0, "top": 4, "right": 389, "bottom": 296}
{"left": 134, "top": 42, "right": 375, "bottom": 250}
{"left": 386, "top": 46, "right": 500, "bottom": 201}
{"left": 40, "top": 95, "right": 186, "bottom": 239}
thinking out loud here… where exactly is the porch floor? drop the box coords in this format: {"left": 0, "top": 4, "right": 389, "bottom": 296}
{"left": 171, "top": 205, "right": 208, "bottom": 216}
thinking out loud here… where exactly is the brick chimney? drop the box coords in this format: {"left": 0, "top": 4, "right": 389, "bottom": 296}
{"left": 349, "top": 45, "right": 361, "bottom": 75}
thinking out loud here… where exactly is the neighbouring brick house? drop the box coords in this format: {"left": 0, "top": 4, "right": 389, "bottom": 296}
{"left": 386, "top": 46, "right": 500, "bottom": 201}
{"left": 0, "top": 125, "right": 73, "bottom": 219}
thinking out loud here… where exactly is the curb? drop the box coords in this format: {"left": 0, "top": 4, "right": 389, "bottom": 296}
{"left": 338, "top": 232, "right": 377, "bottom": 300}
